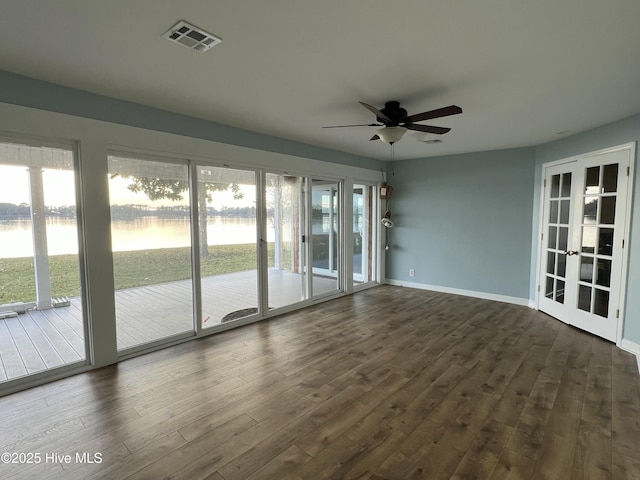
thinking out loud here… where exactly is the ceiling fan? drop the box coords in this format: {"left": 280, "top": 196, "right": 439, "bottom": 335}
{"left": 323, "top": 100, "right": 462, "bottom": 144}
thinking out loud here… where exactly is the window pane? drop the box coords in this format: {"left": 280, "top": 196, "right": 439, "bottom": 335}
{"left": 550, "top": 174, "right": 560, "bottom": 198}
{"left": 594, "top": 289, "right": 609, "bottom": 317}
{"left": 602, "top": 164, "right": 618, "bottom": 193}
{"left": 549, "top": 200, "right": 559, "bottom": 224}
{"left": 0, "top": 143, "right": 86, "bottom": 383}
{"left": 585, "top": 167, "right": 600, "bottom": 195}
{"left": 561, "top": 173, "right": 572, "bottom": 197}
{"left": 600, "top": 196, "right": 616, "bottom": 224}
{"left": 583, "top": 198, "right": 597, "bottom": 224}
{"left": 546, "top": 252, "right": 556, "bottom": 275}
{"left": 557, "top": 253, "right": 566, "bottom": 278}
{"left": 558, "top": 226, "right": 568, "bottom": 251}
{"left": 597, "top": 228, "right": 614, "bottom": 256}
{"left": 555, "top": 279, "right": 565, "bottom": 304}
{"left": 580, "top": 256, "right": 594, "bottom": 282}
{"left": 548, "top": 226, "right": 557, "bottom": 249}
{"left": 595, "top": 259, "right": 611, "bottom": 287}
{"left": 578, "top": 285, "right": 591, "bottom": 312}
{"left": 545, "top": 276, "right": 554, "bottom": 299}
{"left": 108, "top": 155, "right": 194, "bottom": 349}
{"left": 581, "top": 226, "right": 596, "bottom": 254}
{"left": 560, "top": 200, "right": 570, "bottom": 224}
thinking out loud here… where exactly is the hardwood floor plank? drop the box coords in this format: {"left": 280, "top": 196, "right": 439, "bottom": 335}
{"left": 570, "top": 419, "right": 612, "bottom": 480}
{"left": 283, "top": 435, "right": 361, "bottom": 480}
{"left": 450, "top": 418, "right": 515, "bottom": 480}
{"left": 244, "top": 445, "right": 310, "bottom": 480}
{"left": 489, "top": 447, "right": 536, "bottom": 480}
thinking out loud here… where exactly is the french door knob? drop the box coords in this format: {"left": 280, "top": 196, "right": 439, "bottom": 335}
{"left": 563, "top": 250, "right": 579, "bottom": 256}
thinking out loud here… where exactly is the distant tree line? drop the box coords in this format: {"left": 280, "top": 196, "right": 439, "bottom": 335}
{"left": 0, "top": 203, "right": 77, "bottom": 218}
{"left": 0, "top": 202, "right": 256, "bottom": 220}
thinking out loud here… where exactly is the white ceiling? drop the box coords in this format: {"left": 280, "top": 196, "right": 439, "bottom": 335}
{"left": 1, "top": 1, "right": 640, "bottom": 161}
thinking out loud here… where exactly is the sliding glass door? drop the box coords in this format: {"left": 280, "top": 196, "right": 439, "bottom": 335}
{"left": 108, "top": 155, "right": 194, "bottom": 350}
{"left": 198, "top": 166, "right": 259, "bottom": 327}
{"left": 0, "top": 141, "right": 86, "bottom": 383}
{"left": 353, "top": 184, "right": 376, "bottom": 285}
{"left": 266, "top": 173, "right": 307, "bottom": 309}
{"left": 311, "top": 179, "right": 341, "bottom": 297}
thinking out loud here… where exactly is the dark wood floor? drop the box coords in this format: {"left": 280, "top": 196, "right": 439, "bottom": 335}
{"left": 0, "top": 285, "right": 639, "bottom": 479}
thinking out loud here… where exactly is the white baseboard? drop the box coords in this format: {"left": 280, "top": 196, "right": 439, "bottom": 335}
{"left": 384, "top": 279, "right": 530, "bottom": 307}
{"left": 620, "top": 339, "right": 640, "bottom": 375}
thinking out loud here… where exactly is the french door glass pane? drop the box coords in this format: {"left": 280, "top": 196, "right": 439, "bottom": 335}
{"left": 353, "top": 184, "right": 375, "bottom": 284}
{"left": 108, "top": 155, "right": 193, "bottom": 349}
{"left": 266, "top": 174, "right": 307, "bottom": 309}
{"left": 602, "top": 164, "right": 618, "bottom": 192}
{"left": 311, "top": 179, "right": 341, "bottom": 296}
{"left": 600, "top": 197, "right": 616, "bottom": 224}
{"left": 198, "top": 166, "right": 258, "bottom": 327}
{"left": 0, "top": 142, "right": 86, "bottom": 383}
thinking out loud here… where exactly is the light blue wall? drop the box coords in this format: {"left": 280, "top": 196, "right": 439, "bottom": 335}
{"left": 0, "top": 70, "right": 383, "bottom": 171}
{"left": 386, "top": 148, "right": 536, "bottom": 300}
{"left": 533, "top": 114, "right": 640, "bottom": 343}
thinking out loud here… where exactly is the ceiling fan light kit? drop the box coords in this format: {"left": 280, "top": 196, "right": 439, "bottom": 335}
{"left": 376, "top": 126, "right": 407, "bottom": 144}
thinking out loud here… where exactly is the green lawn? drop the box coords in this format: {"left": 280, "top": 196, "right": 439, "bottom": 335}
{"left": 0, "top": 244, "right": 272, "bottom": 304}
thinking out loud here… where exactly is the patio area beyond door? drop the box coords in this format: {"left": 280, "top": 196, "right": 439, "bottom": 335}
{"left": 538, "top": 145, "right": 633, "bottom": 342}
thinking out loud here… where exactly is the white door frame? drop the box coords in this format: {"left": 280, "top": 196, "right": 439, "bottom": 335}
{"left": 535, "top": 142, "right": 635, "bottom": 346}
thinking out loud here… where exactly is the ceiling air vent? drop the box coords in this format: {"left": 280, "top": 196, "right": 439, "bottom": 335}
{"left": 423, "top": 139, "right": 443, "bottom": 144}
{"left": 163, "top": 20, "right": 222, "bottom": 53}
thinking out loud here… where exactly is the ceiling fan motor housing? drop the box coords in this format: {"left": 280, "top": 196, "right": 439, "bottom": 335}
{"left": 379, "top": 101, "right": 408, "bottom": 126}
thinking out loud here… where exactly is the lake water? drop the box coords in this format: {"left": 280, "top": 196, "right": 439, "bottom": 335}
{"left": 0, "top": 216, "right": 272, "bottom": 258}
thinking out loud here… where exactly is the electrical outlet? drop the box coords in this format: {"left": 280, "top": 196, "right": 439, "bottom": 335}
{"left": 409, "top": 269, "right": 415, "bottom": 277}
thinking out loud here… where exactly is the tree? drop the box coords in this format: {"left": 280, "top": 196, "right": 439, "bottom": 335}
{"left": 126, "top": 177, "right": 243, "bottom": 256}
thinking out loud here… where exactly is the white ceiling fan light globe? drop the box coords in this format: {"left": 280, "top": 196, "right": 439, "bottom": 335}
{"left": 377, "top": 126, "right": 407, "bottom": 144}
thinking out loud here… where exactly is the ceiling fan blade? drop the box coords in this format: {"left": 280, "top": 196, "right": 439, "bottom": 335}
{"left": 322, "top": 123, "right": 382, "bottom": 128}
{"left": 359, "top": 102, "right": 392, "bottom": 123}
{"left": 404, "top": 105, "right": 462, "bottom": 123}
{"left": 369, "top": 134, "right": 380, "bottom": 141}
{"left": 407, "top": 124, "right": 451, "bottom": 135}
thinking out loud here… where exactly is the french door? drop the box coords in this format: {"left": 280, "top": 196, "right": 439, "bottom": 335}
{"left": 538, "top": 146, "right": 632, "bottom": 342}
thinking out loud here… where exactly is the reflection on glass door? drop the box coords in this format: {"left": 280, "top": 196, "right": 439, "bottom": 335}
{"left": 311, "top": 179, "right": 341, "bottom": 297}
{"left": 538, "top": 147, "right": 632, "bottom": 342}
{"left": 353, "top": 184, "right": 375, "bottom": 285}
{"left": 198, "top": 166, "right": 259, "bottom": 327}
{"left": 0, "top": 142, "right": 86, "bottom": 383}
{"left": 266, "top": 174, "right": 307, "bottom": 309}
{"left": 108, "top": 155, "right": 194, "bottom": 350}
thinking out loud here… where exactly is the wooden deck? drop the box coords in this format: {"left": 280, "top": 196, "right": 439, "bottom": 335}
{"left": 0, "top": 269, "right": 337, "bottom": 384}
